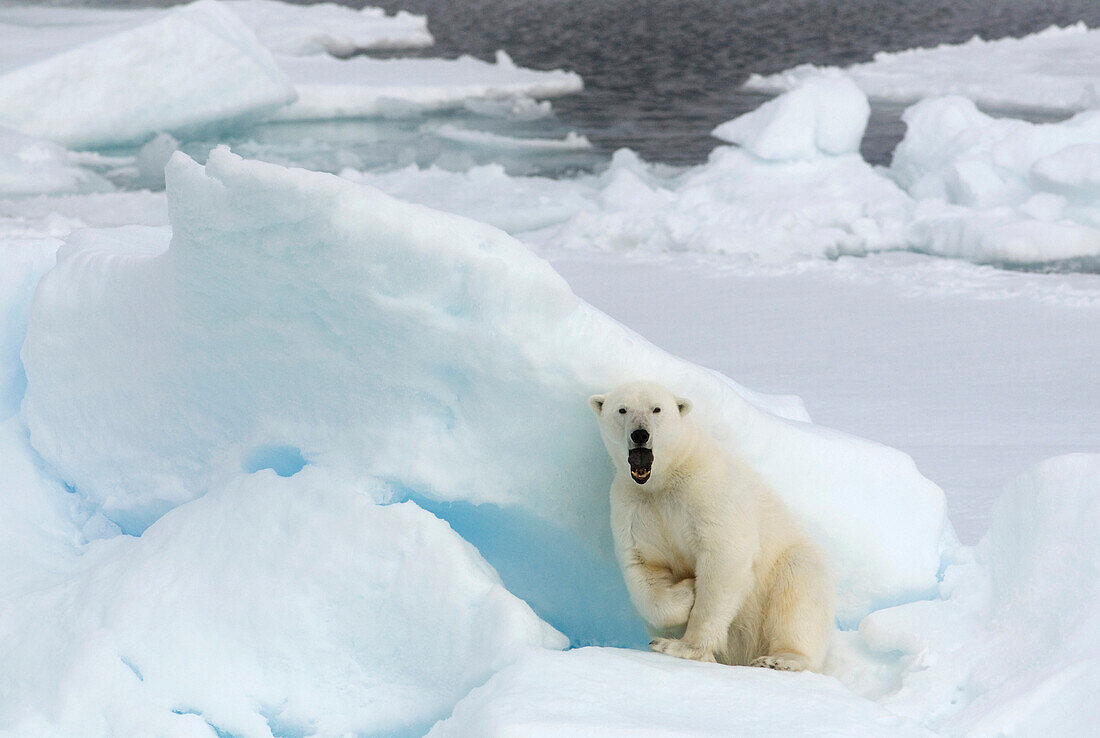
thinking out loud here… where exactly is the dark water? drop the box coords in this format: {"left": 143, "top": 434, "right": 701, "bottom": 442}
{"left": 358, "top": 0, "right": 1100, "bottom": 166}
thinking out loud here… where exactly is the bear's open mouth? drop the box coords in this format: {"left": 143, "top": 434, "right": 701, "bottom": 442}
{"left": 628, "top": 447, "right": 653, "bottom": 484}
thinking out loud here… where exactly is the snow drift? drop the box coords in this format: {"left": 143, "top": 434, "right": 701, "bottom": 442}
{"left": 0, "top": 0, "right": 295, "bottom": 149}
{"left": 22, "top": 148, "right": 951, "bottom": 644}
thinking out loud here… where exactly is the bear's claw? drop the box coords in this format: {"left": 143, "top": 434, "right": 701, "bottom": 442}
{"left": 649, "top": 636, "right": 716, "bottom": 663}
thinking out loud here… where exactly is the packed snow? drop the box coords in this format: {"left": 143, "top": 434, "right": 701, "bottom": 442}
{"left": 0, "top": 2, "right": 1097, "bottom": 736}
{"left": 747, "top": 23, "right": 1100, "bottom": 115}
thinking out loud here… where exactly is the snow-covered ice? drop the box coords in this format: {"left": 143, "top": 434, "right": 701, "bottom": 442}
{"left": 0, "top": 0, "right": 295, "bottom": 149}
{"left": 20, "top": 150, "right": 951, "bottom": 639}
{"left": 0, "top": 467, "right": 564, "bottom": 737}
{"left": 884, "top": 96, "right": 1100, "bottom": 265}
{"left": 429, "top": 647, "right": 934, "bottom": 737}
{"left": 272, "top": 51, "right": 583, "bottom": 121}
{"left": 224, "top": 0, "right": 432, "bottom": 56}
{"left": 0, "top": 0, "right": 430, "bottom": 73}
{"left": 344, "top": 76, "right": 1100, "bottom": 268}
{"left": 0, "top": 127, "right": 110, "bottom": 198}
{"left": 0, "top": 5, "right": 1098, "bottom": 735}
{"left": 747, "top": 23, "right": 1100, "bottom": 115}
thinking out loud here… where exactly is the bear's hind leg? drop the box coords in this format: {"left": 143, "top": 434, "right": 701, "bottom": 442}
{"left": 754, "top": 543, "right": 834, "bottom": 673}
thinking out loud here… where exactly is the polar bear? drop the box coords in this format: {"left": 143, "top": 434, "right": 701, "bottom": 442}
{"left": 589, "top": 381, "right": 834, "bottom": 671}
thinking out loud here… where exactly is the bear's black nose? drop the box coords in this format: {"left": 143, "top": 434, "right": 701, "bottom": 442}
{"left": 631, "top": 428, "right": 649, "bottom": 445}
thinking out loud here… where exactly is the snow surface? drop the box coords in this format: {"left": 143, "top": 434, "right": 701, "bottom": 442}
{"left": 0, "top": 0, "right": 296, "bottom": 149}
{"left": 272, "top": 50, "right": 584, "bottom": 121}
{"left": 747, "top": 23, "right": 1100, "bottom": 115}
{"left": 429, "top": 647, "right": 933, "bottom": 737}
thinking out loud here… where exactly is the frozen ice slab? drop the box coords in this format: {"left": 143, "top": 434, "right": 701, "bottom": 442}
{"left": 714, "top": 72, "right": 870, "bottom": 161}
{"left": 428, "top": 647, "right": 933, "bottom": 737}
{"left": 885, "top": 96, "right": 1100, "bottom": 265}
{"left": 0, "top": 1, "right": 429, "bottom": 73}
{"left": 0, "top": 0, "right": 295, "bottom": 148}
{"left": 852, "top": 454, "right": 1100, "bottom": 735}
{"left": 0, "top": 127, "right": 110, "bottom": 198}
{"left": 226, "top": 0, "right": 432, "bottom": 55}
{"left": 22, "top": 148, "right": 951, "bottom": 644}
{"left": 747, "top": 23, "right": 1100, "bottom": 115}
{"left": 0, "top": 467, "right": 564, "bottom": 737}
{"left": 272, "top": 50, "right": 583, "bottom": 121}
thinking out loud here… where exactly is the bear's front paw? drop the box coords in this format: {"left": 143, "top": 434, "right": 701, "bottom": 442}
{"left": 750, "top": 654, "right": 809, "bottom": 671}
{"left": 649, "top": 637, "right": 716, "bottom": 663}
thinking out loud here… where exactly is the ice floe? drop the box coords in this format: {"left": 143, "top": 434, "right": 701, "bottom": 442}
{"left": 747, "top": 23, "right": 1100, "bottom": 115}
{"left": 272, "top": 50, "right": 583, "bottom": 121}
{"left": 0, "top": 0, "right": 295, "bottom": 149}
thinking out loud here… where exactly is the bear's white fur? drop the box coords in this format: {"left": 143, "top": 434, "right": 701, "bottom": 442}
{"left": 589, "top": 381, "right": 835, "bottom": 671}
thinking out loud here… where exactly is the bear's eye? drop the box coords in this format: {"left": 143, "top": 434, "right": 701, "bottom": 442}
{"left": 653, "top": 407, "right": 661, "bottom": 414}
{"left": 618, "top": 407, "right": 627, "bottom": 414}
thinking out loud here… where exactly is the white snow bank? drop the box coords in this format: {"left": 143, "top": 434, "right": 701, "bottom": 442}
{"left": 226, "top": 0, "right": 432, "bottom": 55}
{"left": 272, "top": 51, "right": 583, "bottom": 121}
{"left": 884, "top": 96, "right": 1100, "bottom": 264}
{"left": 429, "top": 647, "right": 933, "bottom": 737}
{"left": 0, "top": 0, "right": 295, "bottom": 149}
{"left": 747, "top": 23, "right": 1100, "bottom": 114}
{"left": 0, "top": 466, "right": 564, "bottom": 737}
{"left": 713, "top": 72, "right": 870, "bottom": 161}
{"left": 22, "top": 148, "right": 950, "bottom": 644}
{"left": 850, "top": 454, "right": 1100, "bottom": 735}
{"left": 0, "top": 127, "right": 110, "bottom": 198}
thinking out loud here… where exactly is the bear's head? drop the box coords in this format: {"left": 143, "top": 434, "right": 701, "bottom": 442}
{"left": 589, "top": 381, "right": 693, "bottom": 486}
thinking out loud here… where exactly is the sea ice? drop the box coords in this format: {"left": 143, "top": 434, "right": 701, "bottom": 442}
{"left": 429, "top": 647, "right": 933, "bottom": 737}
{"left": 224, "top": 0, "right": 432, "bottom": 55}
{"left": 851, "top": 454, "right": 1100, "bottom": 735}
{"left": 0, "top": 0, "right": 296, "bottom": 148}
{"left": 713, "top": 72, "right": 870, "bottom": 161}
{"left": 0, "top": 467, "right": 565, "bottom": 737}
{"left": 21, "top": 148, "right": 951, "bottom": 650}
{"left": 746, "top": 23, "right": 1100, "bottom": 115}
{"left": 0, "top": 0, "right": 430, "bottom": 73}
{"left": 885, "top": 96, "right": 1100, "bottom": 264}
{"left": 271, "top": 50, "right": 583, "bottom": 121}
{"left": 0, "top": 127, "right": 111, "bottom": 198}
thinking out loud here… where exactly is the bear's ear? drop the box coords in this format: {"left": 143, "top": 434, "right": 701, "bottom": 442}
{"left": 589, "top": 395, "right": 606, "bottom": 416}
{"left": 676, "top": 397, "right": 693, "bottom": 416}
